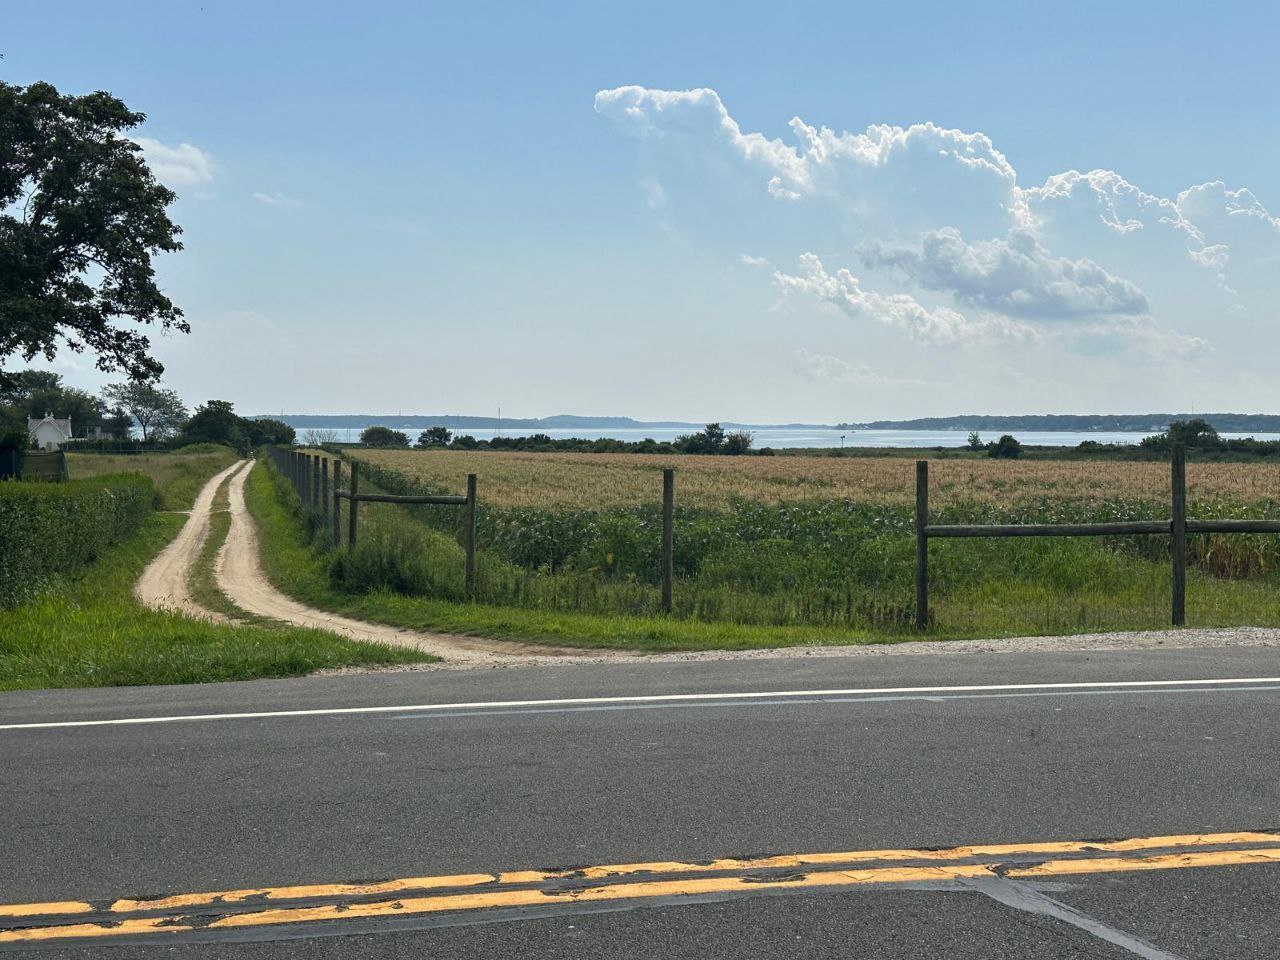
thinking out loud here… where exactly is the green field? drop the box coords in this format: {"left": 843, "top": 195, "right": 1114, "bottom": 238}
{"left": 257, "top": 450, "right": 1280, "bottom": 649}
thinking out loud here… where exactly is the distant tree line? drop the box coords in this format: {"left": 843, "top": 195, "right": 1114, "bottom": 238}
{"left": 354, "top": 422, "right": 773, "bottom": 456}
{"left": 0, "top": 368, "right": 295, "bottom": 454}
{"left": 1138, "top": 418, "right": 1280, "bottom": 456}
{"left": 844, "top": 413, "right": 1280, "bottom": 433}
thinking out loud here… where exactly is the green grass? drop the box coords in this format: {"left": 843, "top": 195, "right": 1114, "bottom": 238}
{"left": 252, "top": 457, "right": 1280, "bottom": 651}
{"left": 0, "top": 474, "right": 434, "bottom": 692}
{"left": 185, "top": 497, "right": 275, "bottom": 625}
{"left": 66, "top": 446, "right": 239, "bottom": 510}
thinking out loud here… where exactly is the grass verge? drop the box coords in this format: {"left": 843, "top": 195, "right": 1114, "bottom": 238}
{"left": 0, "top": 498, "right": 434, "bottom": 694}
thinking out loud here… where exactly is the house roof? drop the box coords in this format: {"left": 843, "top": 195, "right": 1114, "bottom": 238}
{"left": 28, "top": 414, "right": 72, "bottom": 438}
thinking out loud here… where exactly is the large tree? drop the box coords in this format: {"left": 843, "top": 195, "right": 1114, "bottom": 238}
{"left": 101, "top": 380, "right": 187, "bottom": 441}
{"left": 0, "top": 368, "right": 106, "bottom": 436}
{"left": 1, "top": 81, "right": 186, "bottom": 389}
{"left": 180, "top": 400, "right": 243, "bottom": 449}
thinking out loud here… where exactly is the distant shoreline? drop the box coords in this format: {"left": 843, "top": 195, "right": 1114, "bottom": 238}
{"left": 253, "top": 413, "right": 1280, "bottom": 433}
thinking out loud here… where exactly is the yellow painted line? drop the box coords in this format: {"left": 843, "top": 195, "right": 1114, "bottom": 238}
{"left": 516, "top": 830, "right": 1280, "bottom": 882}
{"left": 11, "top": 829, "right": 1270, "bottom": 920}
{"left": 1009, "top": 847, "right": 1280, "bottom": 878}
{"left": 0, "top": 917, "right": 195, "bottom": 943}
{"left": 108, "top": 873, "right": 498, "bottom": 913}
{"left": 0, "top": 901, "right": 94, "bottom": 920}
{"left": 204, "top": 865, "right": 1005, "bottom": 934}
{"left": 4, "top": 832, "right": 1280, "bottom": 944}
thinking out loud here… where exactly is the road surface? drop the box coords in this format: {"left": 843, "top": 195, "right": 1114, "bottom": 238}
{"left": 3, "top": 645, "right": 1279, "bottom": 957}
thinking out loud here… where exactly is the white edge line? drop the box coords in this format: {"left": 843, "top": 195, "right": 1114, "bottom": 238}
{"left": 2, "top": 677, "right": 1279, "bottom": 731}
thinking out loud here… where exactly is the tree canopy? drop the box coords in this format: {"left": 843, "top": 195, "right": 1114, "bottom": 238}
{"left": 987, "top": 434, "right": 1023, "bottom": 459}
{"left": 101, "top": 380, "right": 186, "bottom": 441}
{"left": 417, "top": 426, "right": 452, "bottom": 448}
{"left": 180, "top": 400, "right": 243, "bottom": 449}
{"left": 0, "top": 368, "right": 107, "bottom": 436}
{"left": 361, "top": 426, "right": 410, "bottom": 448}
{"left": 1, "top": 80, "right": 186, "bottom": 388}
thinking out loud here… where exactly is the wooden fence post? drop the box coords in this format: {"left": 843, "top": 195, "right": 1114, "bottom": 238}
{"left": 662, "top": 468, "right": 675, "bottom": 613}
{"left": 1171, "top": 443, "right": 1187, "bottom": 626}
{"left": 321, "top": 457, "right": 329, "bottom": 526}
{"left": 915, "top": 460, "right": 929, "bottom": 630}
{"left": 332, "top": 459, "right": 343, "bottom": 548}
{"left": 311, "top": 455, "right": 320, "bottom": 515}
{"left": 465, "top": 473, "right": 478, "bottom": 595}
{"left": 347, "top": 460, "right": 359, "bottom": 548}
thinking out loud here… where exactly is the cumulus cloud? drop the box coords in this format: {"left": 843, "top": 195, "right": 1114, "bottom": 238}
{"left": 774, "top": 253, "right": 1033, "bottom": 345}
{"left": 134, "top": 137, "right": 214, "bottom": 188}
{"left": 594, "top": 86, "right": 1019, "bottom": 233}
{"left": 740, "top": 253, "right": 770, "bottom": 267}
{"left": 860, "top": 227, "right": 1149, "bottom": 320}
{"left": 597, "top": 84, "right": 1280, "bottom": 365}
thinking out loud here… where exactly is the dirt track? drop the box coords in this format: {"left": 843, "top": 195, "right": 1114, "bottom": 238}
{"left": 134, "top": 459, "right": 249, "bottom": 622}
{"left": 215, "top": 463, "right": 600, "bottom": 664}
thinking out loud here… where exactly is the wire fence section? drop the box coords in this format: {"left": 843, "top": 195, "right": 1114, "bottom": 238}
{"left": 265, "top": 446, "right": 1280, "bottom": 635}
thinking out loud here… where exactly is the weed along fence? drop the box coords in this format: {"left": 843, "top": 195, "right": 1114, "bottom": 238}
{"left": 914, "top": 444, "right": 1280, "bottom": 629}
{"left": 266, "top": 446, "right": 481, "bottom": 594}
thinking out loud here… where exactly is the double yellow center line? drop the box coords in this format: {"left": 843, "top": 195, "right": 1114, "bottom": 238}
{"left": 4, "top": 831, "right": 1279, "bottom": 945}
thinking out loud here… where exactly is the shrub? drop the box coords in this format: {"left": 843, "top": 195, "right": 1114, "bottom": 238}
{"left": 987, "top": 435, "right": 1022, "bottom": 459}
{"left": 361, "top": 426, "right": 410, "bottom": 448}
{"left": 0, "top": 474, "right": 154, "bottom": 607}
{"left": 417, "top": 426, "right": 453, "bottom": 448}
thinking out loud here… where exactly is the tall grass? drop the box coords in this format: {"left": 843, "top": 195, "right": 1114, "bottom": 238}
{"left": 324, "top": 451, "right": 1280, "bottom": 636}
{"left": 66, "top": 445, "right": 238, "bottom": 510}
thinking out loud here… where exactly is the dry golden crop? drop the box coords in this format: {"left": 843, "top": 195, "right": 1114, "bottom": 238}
{"left": 348, "top": 449, "right": 1280, "bottom": 511}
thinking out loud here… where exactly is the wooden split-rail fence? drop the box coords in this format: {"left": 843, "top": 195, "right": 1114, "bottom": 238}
{"left": 266, "top": 448, "right": 681, "bottom": 612}
{"left": 914, "top": 444, "right": 1280, "bottom": 629}
{"left": 267, "top": 447, "right": 483, "bottom": 594}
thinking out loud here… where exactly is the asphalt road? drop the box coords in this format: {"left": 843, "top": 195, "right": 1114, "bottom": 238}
{"left": 3, "top": 645, "right": 1279, "bottom": 958}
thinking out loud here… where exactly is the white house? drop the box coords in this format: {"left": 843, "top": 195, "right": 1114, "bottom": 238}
{"left": 28, "top": 413, "right": 72, "bottom": 451}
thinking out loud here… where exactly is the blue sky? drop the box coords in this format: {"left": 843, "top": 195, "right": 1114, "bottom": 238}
{"left": 6, "top": 1, "right": 1279, "bottom": 420}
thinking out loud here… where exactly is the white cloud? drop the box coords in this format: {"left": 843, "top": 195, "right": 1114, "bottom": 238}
{"left": 252, "top": 190, "right": 298, "bottom": 206}
{"left": 597, "top": 84, "right": 1280, "bottom": 364}
{"left": 639, "top": 177, "right": 666, "bottom": 210}
{"left": 134, "top": 137, "right": 214, "bottom": 188}
{"left": 740, "top": 253, "right": 770, "bottom": 267}
{"left": 794, "top": 348, "right": 921, "bottom": 386}
{"left": 774, "top": 253, "right": 1033, "bottom": 345}
{"left": 860, "top": 227, "right": 1149, "bottom": 320}
{"left": 595, "top": 85, "right": 1019, "bottom": 236}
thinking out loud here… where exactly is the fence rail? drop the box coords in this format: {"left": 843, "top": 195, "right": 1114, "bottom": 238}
{"left": 914, "top": 444, "right": 1280, "bottom": 629}
{"left": 266, "top": 448, "right": 682, "bottom": 612}
{"left": 265, "top": 446, "right": 482, "bottom": 595}
{"left": 267, "top": 444, "right": 1275, "bottom": 630}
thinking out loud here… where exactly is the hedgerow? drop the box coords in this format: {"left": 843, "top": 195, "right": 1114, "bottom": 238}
{"left": 0, "top": 475, "right": 154, "bottom": 608}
